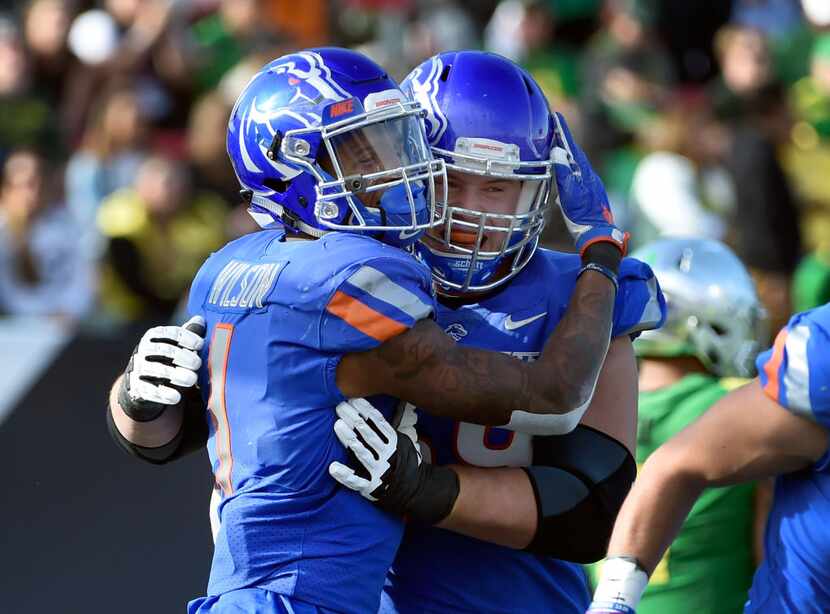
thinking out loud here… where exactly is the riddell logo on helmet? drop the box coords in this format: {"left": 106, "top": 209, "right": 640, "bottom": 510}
{"left": 473, "top": 143, "right": 503, "bottom": 152}
{"left": 373, "top": 98, "right": 399, "bottom": 108}
{"left": 329, "top": 100, "right": 354, "bottom": 118}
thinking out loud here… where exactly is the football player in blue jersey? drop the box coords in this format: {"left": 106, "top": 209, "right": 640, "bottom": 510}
{"left": 324, "top": 51, "right": 665, "bottom": 614}
{"left": 107, "top": 48, "right": 643, "bottom": 614}
{"left": 588, "top": 302, "right": 830, "bottom": 614}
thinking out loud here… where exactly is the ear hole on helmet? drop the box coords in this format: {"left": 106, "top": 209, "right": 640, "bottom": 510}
{"left": 440, "top": 65, "right": 452, "bottom": 82}
{"left": 711, "top": 323, "right": 727, "bottom": 336}
{"left": 263, "top": 178, "right": 290, "bottom": 193}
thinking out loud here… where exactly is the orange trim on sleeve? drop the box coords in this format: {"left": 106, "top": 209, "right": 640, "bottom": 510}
{"left": 762, "top": 328, "right": 788, "bottom": 401}
{"left": 326, "top": 290, "right": 408, "bottom": 342}
{"left": 578, "top": 232, "right": 629, "bottom": 257}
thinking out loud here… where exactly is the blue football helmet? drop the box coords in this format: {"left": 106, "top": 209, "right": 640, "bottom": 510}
{"left": 401, "top": 51, "right": 556, "bottom": 294}
{"left": 227, "top": 47, "right": 446, "bottom": 247}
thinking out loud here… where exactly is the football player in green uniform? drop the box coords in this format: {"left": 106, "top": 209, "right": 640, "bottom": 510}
{"left": 589, "top": 237, "right": 771, "bottom": 614}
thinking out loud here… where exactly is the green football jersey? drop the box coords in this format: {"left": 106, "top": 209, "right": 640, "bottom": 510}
{"left": 589, "top": 374, "right": 757, "bottom": 614}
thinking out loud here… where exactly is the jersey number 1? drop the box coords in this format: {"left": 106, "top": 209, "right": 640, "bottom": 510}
{"left": 207, "top": 323, "right": 235, "bottom": 496}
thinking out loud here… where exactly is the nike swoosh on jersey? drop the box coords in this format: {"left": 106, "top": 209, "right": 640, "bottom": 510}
{"left": 398, "top": 228, "right": 422, "bottom": 240}
{"left": 504, "top": 312, "right": 547, "bottom": 330}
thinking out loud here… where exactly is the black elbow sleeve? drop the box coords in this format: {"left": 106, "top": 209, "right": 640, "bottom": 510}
{"left": 107, "top": 405, "right": 184, "bottom": 465}
{"left": 106, "top": 392, "right": 209, "bottom": 465}
{"left": 522, "top": 425, "right": 636, "bottom": 563}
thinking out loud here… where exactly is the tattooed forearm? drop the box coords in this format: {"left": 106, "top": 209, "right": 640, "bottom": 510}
{"left": 339, "top": 271, "right": 616, "bottom": 425}
{"left": 373, "top": 319, "right": 530, "bottom": 424}
{"left": 532, "top": 269, "right": 616, "bottom": 411}
{"left": 389, "top": 272, "right": 614, "bottom": 421}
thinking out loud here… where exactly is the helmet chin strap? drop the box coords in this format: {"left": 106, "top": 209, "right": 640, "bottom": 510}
{"left": 250, "top": 193, "right": 328, "bottom": 238}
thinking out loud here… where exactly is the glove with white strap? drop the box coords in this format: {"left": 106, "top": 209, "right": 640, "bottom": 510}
{"left": 552, "top": 112, "right": 629, "bottom": 258}
{"left": 329, "top": 398, "right": 459, "bottom": 525}
{"left": 586, "top": 556, "right": 649, "bottom": 614}
{"left": 117, "top": 316, "right": 206, "bottom": 421}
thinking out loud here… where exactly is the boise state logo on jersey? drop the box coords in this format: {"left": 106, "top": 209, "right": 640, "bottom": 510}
{"left": 444, "top": 323, "right": 468, "bottom": 341}
{"left": 401, "top": 55, "right": 448, "bottom": 146}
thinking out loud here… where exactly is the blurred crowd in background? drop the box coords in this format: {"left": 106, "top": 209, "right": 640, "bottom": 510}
{"left": 1, "top": 0, "right": 830, "bottom": 337}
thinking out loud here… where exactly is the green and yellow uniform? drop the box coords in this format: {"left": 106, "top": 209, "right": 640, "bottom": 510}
{"left": 793, "top": 250, "right": 830, "bottom": 312}
{"left": 589, "top": 374, "right": 757, "bottom": 614}
{"left": 97, "top": 189, "right": 228, "bottom": 321}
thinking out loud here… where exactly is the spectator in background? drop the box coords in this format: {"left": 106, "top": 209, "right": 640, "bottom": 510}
{"left": 214, "top": 49, "right": 276, "bottom": 109}
{"left": 65, "top": 84, "right": 148, "bottom": 258}
{"left": 486, "top": 0, "right": 587, "bottom": 109}
{"left": 0, "top": 149, "right": 93, "bottom": 319}
{"left": 788, "top": 36, "right": 830, "bottom": 314}
{"left": 0, "top": 18, "right": 59, "bottom": 159}
{"left": 793, "top": 247, "right": 830, "bottom": 312}
{"left": 401, "top": 0, "right": 478, "bottom": 77}
{"left": 22, "top": 0, "right": 76, "bottom": 110}
{"left": 96, "top": 156, "right": 227, "bottom": 323}
{"left": 580, "top": 0, "right": 674, "bottom": 167}
{"left": 186, "top": 92, "right": 237, "bottom": 206}
{"left": 786, "top": 35, "right": 830, "bottom": 262}
{"left": 726, "top": 123, "right": 801, "bottom": 333}
{"left": 261, "top": 0, "right": 329, "bottom": 48}
{"left": 710, "top": 24, "right": 801, "bottom": 333}
{"left": 792, "top": 34, "right": 830, "bottom": 140}
{"left": 64, "top": 0, "right": 186, "bottom": 144}
{"left": 731, "top": 0, "right": 804, "bottom": 41}
{"left": 711, "top": 26, "right": 776, "bottom": 116}
{"left": 732, "top": 0, "right": 819, "bottom": 87}
{"left": 186, "top": 91, "right": 257, "bottom": 237}
{"left": 628, "top": 98, "right": 733, "bottom": 249}
{"left": 188, "top": 0, "right": 275, "bottom": 93}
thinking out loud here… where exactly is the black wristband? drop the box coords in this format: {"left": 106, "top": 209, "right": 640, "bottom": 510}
{"left": 117, "top": 364, "right": 168, "bottom": 423}
{"left": 579, "top": 262, "right": 618, "bottom": 292}
{"left": 375, "top": 437, "right": 460, "bottom": 525}
{"left": 582, "top": 241, "right": 622, "bottom": 275}
{"left": 406, "top": 464, "right": 460, "bottom": 525}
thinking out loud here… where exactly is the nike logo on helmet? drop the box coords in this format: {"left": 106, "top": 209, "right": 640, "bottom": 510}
{"left": 504, "top": 312, "right": 547, "bottom": 331}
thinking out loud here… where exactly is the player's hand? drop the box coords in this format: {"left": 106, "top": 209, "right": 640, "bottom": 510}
{"left": 552, "top": 112, "right": 628, "bottom": 256}
{"left": 117, "top": 315, "right": 206, "bottom": 421}
{"left": 329, "top": 398, "right": 459, "bottom": 525}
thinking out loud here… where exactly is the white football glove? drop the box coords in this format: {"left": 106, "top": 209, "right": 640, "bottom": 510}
{"left": 118, "top": 315, "right": 206, "bottom": 421}
{"left": 329, "top": 398, "right": 459, "bottom": 525}
{"left": 329, "top": 398, "right": 420, "bottom": 501}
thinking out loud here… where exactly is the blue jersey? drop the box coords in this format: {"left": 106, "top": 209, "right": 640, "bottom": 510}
{"left": 186, "top": 230, "right": 436, "bottom": 614}
{"left": 382, "top": 249, "right": 665, "bottom": 614}
{"left": 747, "top": 303, "right": 830, "bottom": 613}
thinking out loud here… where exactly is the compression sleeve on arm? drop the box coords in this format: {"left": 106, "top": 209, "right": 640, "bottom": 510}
{"left": 106, "top": 391, "right": 209, "bottom": 465}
